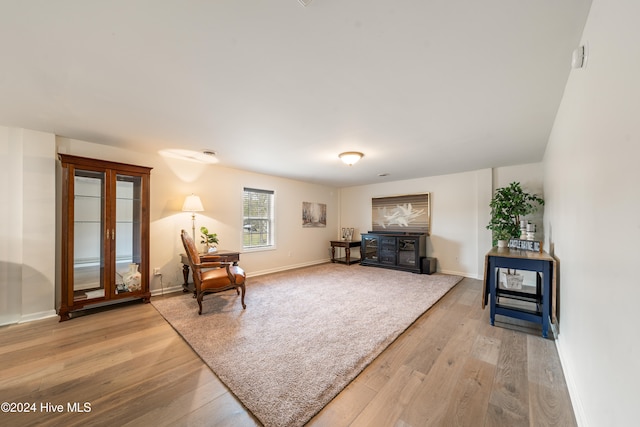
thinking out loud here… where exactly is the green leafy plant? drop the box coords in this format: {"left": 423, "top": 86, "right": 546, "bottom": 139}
{"left": 487, "top": 182, "right": 544, "bottom": 245}
{"left": 200, "top": 226, "right": 219, "bottom": 247}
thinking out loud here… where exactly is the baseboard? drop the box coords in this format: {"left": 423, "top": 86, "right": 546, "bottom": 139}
{"left": 248, "top": 259, "right": 330, "bottom": 278}
{"left": 19, "top": 309, "right": 58, "bottom": 323}
{"left": 439, "top": 268, "right": 481, "bottom": 279}
{"left": 555, "top": 337, "right": 588, "bottom": 427}
{"left": 151, "top": 285, "right": 183, "bottom": 296}
{"left": 152, "top": 260, "right": 331, "bottom": 295}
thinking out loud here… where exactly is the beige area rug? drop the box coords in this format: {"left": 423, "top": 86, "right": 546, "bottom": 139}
{"left": 151, "top": 263, "right": 462, "bottom": 427}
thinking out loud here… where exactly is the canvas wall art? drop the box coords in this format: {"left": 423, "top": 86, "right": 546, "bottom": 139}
{"left": 372, "top": 193, "right": 430, "bottom": 234}
{"left": 302, "top": 202, "right": 326, "bottom": 227}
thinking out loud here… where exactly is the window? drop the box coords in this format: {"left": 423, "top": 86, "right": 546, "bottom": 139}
{"left": 243, "top": 187, "right": 275, "bottom": 249}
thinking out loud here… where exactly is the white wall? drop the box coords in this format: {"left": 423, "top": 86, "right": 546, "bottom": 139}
{"left": 543, "top": 1, "right": 640, "bottom": 425}
{"left": 0, "top": 126, "right": 21, "bottom": 325}
{"left": 0, "top": 127, "right": 56, "bottom": 324}
{"left": 340, "top": 168, "right": 495, "bottom": 279}
{"left": 56, "top": 137, "right": 339, "bottom": 295}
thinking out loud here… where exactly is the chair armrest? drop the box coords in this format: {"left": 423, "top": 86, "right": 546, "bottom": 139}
{"left": 226, "top": 265, "right": 246, "bottom": 284}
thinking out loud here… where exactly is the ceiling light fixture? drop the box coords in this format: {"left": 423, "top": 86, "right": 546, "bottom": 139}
{"left": 339, "top": 151, "right": 364, "bottom": 166}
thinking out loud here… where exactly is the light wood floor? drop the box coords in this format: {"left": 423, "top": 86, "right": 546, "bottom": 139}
{"left": 0, "top": 278, "right": 575, "bottom": 427}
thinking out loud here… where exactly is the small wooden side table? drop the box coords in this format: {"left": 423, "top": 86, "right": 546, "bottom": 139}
{"left": 180, "top": 250, "right": 240, "bottom": 293}
{"left": 330, "top": 240, "right": 361, "bottom": 265}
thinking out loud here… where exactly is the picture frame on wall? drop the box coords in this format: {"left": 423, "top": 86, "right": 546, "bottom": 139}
{"left": 302, "top": 202, "right": 326, "bottom": 228}
{"left": 372, "top": 193, "right": 430, "bottom": 234}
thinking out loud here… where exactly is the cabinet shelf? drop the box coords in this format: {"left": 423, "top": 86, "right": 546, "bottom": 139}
{"left": 74, "top": 194, "right": 103, "bottom": 199}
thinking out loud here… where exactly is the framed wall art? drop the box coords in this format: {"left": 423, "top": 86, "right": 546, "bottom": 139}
{"left": 302, "top": 202, "right": 326, "bottom": 228}
{"left": 372, "top": 193, "right": 430, "bottom": 234}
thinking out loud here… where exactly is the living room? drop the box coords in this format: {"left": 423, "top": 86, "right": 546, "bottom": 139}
{"left": 1, "top": 1, "right": 639, "bottom": 426}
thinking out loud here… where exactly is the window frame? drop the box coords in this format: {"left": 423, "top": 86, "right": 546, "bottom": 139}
{"left": 242, "top": 187, "right": 275, "bottom": 251}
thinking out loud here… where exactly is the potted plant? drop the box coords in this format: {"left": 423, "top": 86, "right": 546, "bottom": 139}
{"left": 200, "top": 226, "right": 219, "bottom": 252}
{"left": 487, "top": 182, "right": 544, "bottom": 247}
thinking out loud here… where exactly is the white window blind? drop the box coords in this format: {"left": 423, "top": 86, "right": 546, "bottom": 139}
{"left": 243, "top": 187, "right": 275, "bottom": 249}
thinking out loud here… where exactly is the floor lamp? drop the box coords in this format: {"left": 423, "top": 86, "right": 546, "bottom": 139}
{"left": 182, "top": 194, "right": 205, "bottom": 239}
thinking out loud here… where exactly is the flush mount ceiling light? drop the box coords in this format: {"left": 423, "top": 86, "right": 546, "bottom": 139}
{"left": 339, "top": 151, "right": 364, "bottom": 166}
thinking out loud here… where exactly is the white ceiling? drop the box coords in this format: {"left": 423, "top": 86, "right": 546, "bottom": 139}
{"left": 0, "top": 0, "right": 591, "bottom": 187}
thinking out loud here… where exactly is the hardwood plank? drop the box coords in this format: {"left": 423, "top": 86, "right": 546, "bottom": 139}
{"left": 307, "top": 378, "right": 377, "bottom": 427}
{"left": 527, "top": 335, "right": 577, "bottom": 427}
{"left": 440, "top": 357, "right": 496, "bottom": 426}
{"left": 120, "top": 374, "right": 228, "bottom": 426}
{"left": 360, "top": 306, "right": 448, "bottom": 392}
{"left": 72, "top": 361, "right": 217, "bottom": 426}
{"left": 401, "top": 307, "right": 463, "bottom": 376}
{"left": 470, "top": 333, "right": 502, "bottom": 366}
{"left": 0, "top": 278, "right": 577, "bottom": 427}
{"left": 0, "top": 315, "right": 170, "bottom": 393}
{"left": 399, "top": 317, "right": 479, "bottom": 425}
{"left": 179, "top": 390, "right": 261, "bottom": 427}
{"left": 8, "top": 333, "right": 198, "bottom": 406}
{"left": 485, "top": 330, "right": 530, "bottom": 426}
{"left": 350, "top": 365, "right": 426, "bottom": 426}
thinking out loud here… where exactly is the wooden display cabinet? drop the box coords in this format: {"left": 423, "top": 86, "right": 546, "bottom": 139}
{"left": 58, "top": 154, "right": 152, "bottom": 321}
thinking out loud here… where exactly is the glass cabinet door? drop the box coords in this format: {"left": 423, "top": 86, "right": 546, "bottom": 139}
{"left": 362, "top": 236, "right": 379, "bottom": 261}
{"left": 71, "top": 171, "right": 145, "bottom": 299}
{"left": 114, "top": 174, "right": 143, "bottom": 295}
{"left": 397, "top": 238, "right": 417, "bottom": 267}
{"left": 73, "top": 170, "right": 106, "bottom": 301}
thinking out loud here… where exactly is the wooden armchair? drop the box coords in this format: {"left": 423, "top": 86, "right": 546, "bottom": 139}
{"left": 180, "top": 230, "right": 246, "bottom": 314}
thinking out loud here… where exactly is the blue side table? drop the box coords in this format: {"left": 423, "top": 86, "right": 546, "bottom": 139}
{"left": 482, "top": 247, "right": 557, "bottom": 338}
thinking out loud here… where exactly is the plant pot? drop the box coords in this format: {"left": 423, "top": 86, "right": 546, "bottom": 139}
{"left": 497, "top": 240, "right": 508, "bottom": 248}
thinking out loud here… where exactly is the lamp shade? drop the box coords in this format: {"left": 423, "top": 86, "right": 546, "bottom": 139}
{"left": 182, "top": 194, "right": 204, "bottom": 212}
{"left": 339, "top": 151, "right": 364, "bottom": 166}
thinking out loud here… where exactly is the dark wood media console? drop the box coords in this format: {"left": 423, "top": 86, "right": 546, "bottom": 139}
{"left": 360, "top": 231, "right": 426, "bottom": 274}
